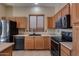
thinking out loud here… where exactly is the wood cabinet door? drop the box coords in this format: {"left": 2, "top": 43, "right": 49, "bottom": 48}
{"left": 25, "top": 36, "right": 34, "bottom": 49}
{"left": 52, "top": 16, "right": 56, "bottom": 28}
{"left": 35, "top": 36, "right": 44, "bottom": 49}
{"left": 43, "top": 37, "right": 50, "bottom": 49}
{"left": 19, "top": 17, "right": 27, "bottom": 28}
{"left": 47, "top": 17, "right": 53, "bottom": 29}
{"left": 61, "top": 51, "right": 68, "bottom": 56}
{"left": 61, "top": 4, "right": 70, "bottom": 16}
{"left": 70, "top": 4, "right": 77, "bottom": 26}
{"left": 56, "top": 10, "right": 62, "bottom": 20}
{"left": 75, "top": 4, "right": 79, "bottom": 23}
{"left": 72, "top": 24, "right": 79, "bottom": 55}
{"left": 15, "top": 17, "right": 27, "bottom": 28}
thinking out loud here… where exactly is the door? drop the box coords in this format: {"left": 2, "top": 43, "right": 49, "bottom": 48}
{"left": 25, "top": 36, "right": 34, "bottom": 49}
{"left": 35, "top": 36, "right": 44, "bottom": 49}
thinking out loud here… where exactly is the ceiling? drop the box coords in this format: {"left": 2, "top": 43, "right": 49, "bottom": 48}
{"left": 3, "top": 3, "right": 64, "bottom": 7}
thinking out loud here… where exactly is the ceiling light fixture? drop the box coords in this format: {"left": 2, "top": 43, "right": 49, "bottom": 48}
{"left": 34, "top": 3, "right": 38, "bottom": 5}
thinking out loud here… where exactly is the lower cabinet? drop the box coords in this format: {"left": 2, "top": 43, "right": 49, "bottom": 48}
{"left": 25, "top": 36, "right": 50, "bottom": 50}
{"left": 35, "top": 36, "right": 44, "bottom": 49}
{"left": 25, "top": 36, "right": 34, "bottom": 49}
{"left": 60, "top": 44, "right": 71, "bottom": 56}
{"left": 44, "top": 37, "right": 50, "bottom": 49}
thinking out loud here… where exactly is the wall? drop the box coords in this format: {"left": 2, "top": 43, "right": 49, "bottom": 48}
{"left": 12, "top": 6, "right": 55, "bottom": 17}
{"left": 6, "top": 6, "right": 55, "bottom": 31}
{"left": 5, "top": 3, "right": 68, "bottom": 31}
{"left": 5, "top": 6, "right": 13, "bottom": 17}
{"left": 0, "top": 4, "right": 6, "bottom": 18}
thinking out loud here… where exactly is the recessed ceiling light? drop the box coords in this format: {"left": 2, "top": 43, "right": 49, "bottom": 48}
{"left": 34, "top": 3, "right": 38, "bottom": 5}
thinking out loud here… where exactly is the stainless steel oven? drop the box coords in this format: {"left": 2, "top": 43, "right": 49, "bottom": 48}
{"left": 51, "top": 37, "right": 61, "bottom": 56}
{"left": 51, "top": 31, "right": 72, "bottom": 56}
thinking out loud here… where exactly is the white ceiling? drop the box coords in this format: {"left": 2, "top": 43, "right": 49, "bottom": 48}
{"left": 3, "top": 3, "right": 64, "bottom": 7}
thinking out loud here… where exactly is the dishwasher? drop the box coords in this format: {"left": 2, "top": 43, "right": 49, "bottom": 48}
{"left": 14, "top": 36, "right": 24, "bottom": 50}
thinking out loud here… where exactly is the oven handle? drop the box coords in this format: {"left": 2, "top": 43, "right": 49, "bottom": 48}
{"left": 51, "top": 39, "right": 59, "bottom": 45}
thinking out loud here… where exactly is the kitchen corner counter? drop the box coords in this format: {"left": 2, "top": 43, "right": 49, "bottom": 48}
{"left": 0, "top": 43, "right": 14, "bottom": 52}
{"left": 60, "top": 42, "right": 72, "bottom": 50}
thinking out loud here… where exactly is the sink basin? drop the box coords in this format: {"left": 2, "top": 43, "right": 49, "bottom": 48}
{"left": 29, "top": 34, "right": 41, "bottom": 36}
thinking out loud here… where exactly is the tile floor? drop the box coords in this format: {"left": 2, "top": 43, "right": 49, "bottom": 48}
{"left": 13, "top": 50, "right": 51, "bottom": 56}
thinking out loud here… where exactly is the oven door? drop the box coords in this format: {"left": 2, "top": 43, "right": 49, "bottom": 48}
{"left": 51, "top": 39, "right": 60, "bottom": 56}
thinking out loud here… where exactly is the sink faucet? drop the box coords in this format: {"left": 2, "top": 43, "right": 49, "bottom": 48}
{"left": 33, "top": 32, "right": 36, "bottom": 35}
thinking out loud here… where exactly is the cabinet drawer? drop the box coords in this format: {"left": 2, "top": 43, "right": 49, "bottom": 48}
{"left": 61, "top": 44, "right": 71, "bottom": 55}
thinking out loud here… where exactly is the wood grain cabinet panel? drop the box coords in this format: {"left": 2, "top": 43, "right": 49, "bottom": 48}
{"left": 35, "top": 36, "right": 44, "bottom": 49}
{"left": 61, "top": 44, "right": 71, "bottom": 56}
{"left": 70, "top": 4, "right": 77, "bottom": 26}
{"left": 61, "top": 4, "right": 70, "bottom": 16}
{"left": 25, "top": 36, "right": 34, "bottom": 49}
{"left": 15, "top": 17, "right": 27, "bottom": 28}
{"left": 72, "top": 23, "right": 79, "bottom": 55}
{"left": 71, "top": 4, "right": 79, "bottom": 23}
{"left": 24, "top": 36, "right": 50, "bottom": 50}
{"left": 47, "top": 17, "right": 53, "bottom": 29}
{"left": 43, "top": 37, "right": 50, "bottom": 49}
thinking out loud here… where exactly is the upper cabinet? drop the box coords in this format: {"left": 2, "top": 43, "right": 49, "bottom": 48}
{"left": 53, "top": 4, "right": 71, "bottom": 28}
{"left": 70, "top": 4, "right": 79, "bottom": 25}
{"left": 61, "top": 4, "right": 70, "bottom": 16}
{"left": 15, "top": 17, "right": 27, "bottom": 28}
{"left": 6, "top": 17, "right": 16, "bottom": 21}
{"left": 47, "top": 17, "right": 53, "bottom": 29}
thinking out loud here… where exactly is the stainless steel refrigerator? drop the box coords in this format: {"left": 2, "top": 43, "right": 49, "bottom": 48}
{"left": 0, "top": 20, "right": 18, "bottom": 42}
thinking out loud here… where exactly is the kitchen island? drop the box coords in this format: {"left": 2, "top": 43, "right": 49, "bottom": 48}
{"left": 0, "top": 43, "right": 14, "bottom": 56}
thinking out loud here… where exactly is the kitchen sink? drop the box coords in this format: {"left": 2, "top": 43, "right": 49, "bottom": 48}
{"left": 29, "top": 33, "right": 41, "bottom": 36}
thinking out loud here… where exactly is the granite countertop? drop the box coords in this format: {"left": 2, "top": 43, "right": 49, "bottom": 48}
{"left": 13, "top": 34, "right": 61, "bottom": 37}
{"left": 60, "top": 42, "right": 72, "bottom": 50}
{"left": 0, "top": 43, "right": 14, "bottom": 52}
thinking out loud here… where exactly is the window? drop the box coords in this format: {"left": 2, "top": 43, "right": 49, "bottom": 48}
{"left": 29, "top": 15, "right": 44, "bottom": 32}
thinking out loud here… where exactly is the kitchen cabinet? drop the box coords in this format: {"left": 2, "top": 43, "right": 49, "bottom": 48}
{"left": 70, "top": 4, "right": 79, "bottom": 25}
{"left": 15, "top": 17, "right": 27, "bottom": 28}
{"left": 72, "top": 22, "right": 79, "bottom": 55}
{"left": 60, "top": 44, "right": 71, "bottom": 56}
{"left": 35, "top": 36, "right": 44, "bottom": 49}
{"left": 24, "top": 36, "right": 50, "bottom": 50}
{"left": 25, "top": 36, "right": 34, "bottom": 49}
{"left": 43, "top": 36, "right": 51, "bottom": 49}
{"left": 0, "top": 43, "right": 14, "bottom": 56}
{"left": 6, "top": 17, "right": 16, "bottom": 21}
{"left": 61, "top": 4, "right": 70, "bottom": 16}
{"left": 47, "top": 17, "right": 53, "bottom": 29}
{"left": 56, "top": 11, "right": 62, "bottom": 20}
{"left": 54, "top": 11, "right": 62, "bottom": 26}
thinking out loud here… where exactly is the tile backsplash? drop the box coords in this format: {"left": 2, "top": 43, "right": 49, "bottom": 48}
{"left": 47, "top": 29, "right": 72, "bottom": 35}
